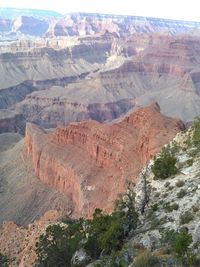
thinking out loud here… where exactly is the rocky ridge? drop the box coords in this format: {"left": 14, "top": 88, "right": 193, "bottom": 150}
{"left": 25, "top": 103, "right": 185, "bottom": 218}
{"left": 132, "top": 126, "right": 200, "bottom": 252}
{"left": 1, "top": 9, "right": 200, "bottom": 37}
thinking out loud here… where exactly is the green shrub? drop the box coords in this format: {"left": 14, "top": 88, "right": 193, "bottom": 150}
{"left": 161, "top": 229, "right": 177, "bottom": 250}
{"left": 175, "top": 180, "right": 185, "bottom": 187}
{"left": 154, "top": 192, "right": 160, "bottom": 198}
{"left": 170, "top": 141, "right": 181, "bottom": 154}
{"left": 192, "top": 117, "right": 200, "bottom": 147}
{"left": 161, "top": 229, "right": 194, "bottom": 266}
{"left": 151, "top": 203, "right": 159, "bottom": 212}
{"left": 186, "top": 158, "right": 194, "bottom": 167}
{"left": 0, "top": 253, "right": 9, "bottom": 267}
{"left": 164, "top": 202, "right": 179, "bottom": 212}
{"left": 35, "top": 221, "right": 85, "bottom": 267}
{"left": 180, "top": 211, "right": 194, "bottom": 224}
{"left": 164, "top": 182, "right": 170, "bottom": 187}
{"left": 36, "top": 187, "right": 139, "bottom": 265}
{"left": 163, "top": 193, "right": 169, "bottom": 198}
{"left": 152, "top": 145, "right": 178, "bottom": 179}
{"left": 174, "top": 231, "right": 192, "bottom": 259}
{"left": 177, "top": 189, "right": 186, "bottom": 198}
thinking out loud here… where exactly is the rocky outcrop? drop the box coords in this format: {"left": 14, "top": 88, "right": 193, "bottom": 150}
{"left": 16, "top": 94, "right": 135, "bottom": 129}
{"left": 25, "top": 103, "right": 185, "bottom": 217}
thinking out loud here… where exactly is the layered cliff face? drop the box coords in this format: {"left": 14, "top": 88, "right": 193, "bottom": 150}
{"left": 0, "top": 40, "right": 109, "bottom": 90}
{"left": 0, "top": 33, "right": 200, "bottom": 135}
{"left": 16, "top": 93, "right": 135, "bottom": 129}
{"left": 25, "top": 103, "right": 185, "bottom": 217}
{"left": 1, "top": 9, "right": 200, "bottom": 37}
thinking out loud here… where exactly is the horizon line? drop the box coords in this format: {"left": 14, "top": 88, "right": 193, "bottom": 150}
{"left": 0, "top": 6, "right": 200, "bottom": 23}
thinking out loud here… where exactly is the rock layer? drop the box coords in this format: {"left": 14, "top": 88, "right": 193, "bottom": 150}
{"left": 25, "top": 103, "right": 185, "bottom": 217}
{"left": 1, "top": 10, "right": 200, "bottom": 36}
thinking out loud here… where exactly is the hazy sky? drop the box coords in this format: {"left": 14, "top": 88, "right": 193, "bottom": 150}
{"left": 0, "top": 0, "right": 200, "bottom": 21}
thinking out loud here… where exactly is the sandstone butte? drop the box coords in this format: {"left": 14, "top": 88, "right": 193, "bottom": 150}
{"left": 25, "top": 103, "right": 185, "bottom": 218}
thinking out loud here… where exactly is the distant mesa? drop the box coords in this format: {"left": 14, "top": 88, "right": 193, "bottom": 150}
{"left": 0, "top": 9, "right": 200, "bottom": 36}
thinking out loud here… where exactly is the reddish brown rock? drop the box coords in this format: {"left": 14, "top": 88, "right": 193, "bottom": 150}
{"left": 25, "top": 103, "right": 185, "bottom": 217}
{"left": 0, "top": 210, "right": 61, "bottom": 267}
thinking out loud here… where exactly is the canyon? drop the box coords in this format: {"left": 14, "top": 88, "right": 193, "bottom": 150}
{"left": 0, "top": 33, "right": 200, "bottom": 135}
{"left": 1, "top": 9, "right": 200, "bottom": 265}
{"left": 25, "top": 103, "right": 185, "bottom": 217}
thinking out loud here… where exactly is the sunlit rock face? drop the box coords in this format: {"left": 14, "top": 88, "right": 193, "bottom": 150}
{"left": 1, "top": 9, "right": 200, "bottom": 36}
{"left": 25, "top": 103, "right": 185, "bottom": 218}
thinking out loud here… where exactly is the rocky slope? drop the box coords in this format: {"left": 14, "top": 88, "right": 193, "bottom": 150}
{"left": 0, "top": 133, "right": 73, "bottom": 226}
{"left": 25, "top": 103, "right": 185, "bottom": 218}
{"left": 0, "top": 210, "right": 63, "bottom": 267}
{"left": 134, "top": 128, "right": 200, "bottom": 249}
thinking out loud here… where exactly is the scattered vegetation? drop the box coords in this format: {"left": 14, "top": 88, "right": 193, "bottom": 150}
{"left": 164, "top": 181, "right": 170, "bottom": 187}
{"left": 161, "top": 229, "right": 198, "bottom": 266}
{"left": 34, "top": 120, "right": 200, "bottom": 267}
{"left": 36, "top": 184, "right": 138, "bottom": 266}
{"left": 192, "top": 205, "right": 199, "bottom": 213}
{"left": 151, "top": 203, "right": 159, "bottom": 212}
{"left": 164, "top": 202, "right": 179, "bottom": 213}
{"left": 0, "top": 253, "right": 9, "bottom": 267}
{"left": 131, "top": 250, "right": 160, "bottom": 267}
{"left": 152, "top": 145, "right": 178, "bottom": 179}
{"left": 186, "top": 158, "right": 194, "bottom": 167}
{"left": 180, "top": 211, "right": 194, "bottom": 225}
{"left": 192, "top": 117, "right": 200, "bottom": 148}
{"left": 177, "top": 189, "right": 187, "bottom": 198}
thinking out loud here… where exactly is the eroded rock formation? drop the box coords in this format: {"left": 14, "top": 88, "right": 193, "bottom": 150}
{"left": 25, "top": 103, "right": 185, "bottom": 217}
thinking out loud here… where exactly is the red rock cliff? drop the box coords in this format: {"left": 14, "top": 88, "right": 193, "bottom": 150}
{"left": 25, "top": 103, "right": 185, "bottom": 217}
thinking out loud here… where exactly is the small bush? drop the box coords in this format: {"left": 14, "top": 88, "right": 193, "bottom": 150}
{"left": 186, "top": 158, "right": 194, "bottom": 167}
{"left": 0, "top": 253, "right": 9, "bottom": 267}
{"left": 180, "top": 211, "right": 194, "bottom": 224}
{"left": 164, "top": 202, "right": 179, "bottom": 213}
{"left": 168, "top": 186, "right": 174, "bottom": 191}
{"left": 132, "top": 250, "right": 160, "bottom": 267}
{"left": 170, "top": 141, "right": 181, "bottom": 154}
{"left": 177, "top": 189, "right": 186, "bottom": 198}
{"left": 155, "top": 192, "right": 160, "bottom": 198}
{"left": 152, "top": 145, "right": 178, "bottom": 180}
{"left": 192, "top": 117, "right": 200, "bottom": 147}
{"left": 174, "top": 231, "right": 192, "bottom": 259}
{"left": 192, "top": 205, "right": 199, "bottom": 213}
{"left": 164, "top": 182, "right": 170, "bottom": 187}
{"left": 176, "top": 180, "right": 185, "bottom": 187}
{"left": 151, "top": 203, "right": 159, "bottom": 212}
